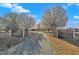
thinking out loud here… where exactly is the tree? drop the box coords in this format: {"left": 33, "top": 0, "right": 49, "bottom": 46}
{"left": 16, "top": 13, "right": 36, "bottom": 37}
{"left": 41, "top": 6, "right": 68, "bottom": 36}
{"left": 0, "top": 16, "right": 6, "bottom": 31}
{"left": 3, "top": 12, "right": 18, "bottom": 37}
{"left": 37, "top": 23, "right": 41, "bottom": 31}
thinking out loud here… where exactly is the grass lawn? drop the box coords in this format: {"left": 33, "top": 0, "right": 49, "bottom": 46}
{"left": 45, "top": 33, "right": 79, "bottom": 55}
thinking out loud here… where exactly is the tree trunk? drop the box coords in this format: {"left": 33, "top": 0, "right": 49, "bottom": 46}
{"left": 9, "top": 28, "right": 12, "bottom": 37}
{"left": 25, "top": 28, "right": 29, "bottom": 37}
{"left": 23, "top": 30, "right": 25, "bottom": 38}
{"left": 51, "top": 27, "right": 57, "bottom": 36}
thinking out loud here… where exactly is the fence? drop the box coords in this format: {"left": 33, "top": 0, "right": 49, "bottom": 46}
{"left": 57, "top": 27, "right": 76, "bottom": 39}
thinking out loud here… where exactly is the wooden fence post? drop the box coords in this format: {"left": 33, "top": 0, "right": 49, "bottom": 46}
{"left": 57, "top": 27, "right": 58, "bottom": 38}
{"left": 73, "top": 29, "right": 75, "bottom": 39}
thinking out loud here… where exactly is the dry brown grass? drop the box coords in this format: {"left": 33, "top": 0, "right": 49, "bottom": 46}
{"left": 45, "top": 33, "right": 79, "bottom": 55}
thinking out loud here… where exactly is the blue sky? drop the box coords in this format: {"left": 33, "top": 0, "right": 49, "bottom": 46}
{"left": 0, "top": 3, "right": 79, "bottom": 28}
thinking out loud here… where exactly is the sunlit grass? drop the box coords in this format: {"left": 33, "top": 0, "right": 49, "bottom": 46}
{"left": 46, "top": 33, "right": 79, "bottom": 55}
{"left": 39, "top": 38, "right": 54, "bottom": 54}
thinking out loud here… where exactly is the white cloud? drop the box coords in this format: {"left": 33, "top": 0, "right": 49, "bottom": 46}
{"left": 31, "top": 15, "right": 37, "bottom": 18}
{"left": 12, "top": 5, "right": 30, "bottom": 13}
{"left": 62, "top": 3, "right": 74, "bottom": 10}
{"left": 0, "top": 3, "right": 12, "bottom": 8}
{"left": 28, "top": 14, "right": 37, "bottom": 18}
{"left": 67, "top": 3, "right": 79, "bottom": 6}
{"left": 0, "top": 3, "right": 30, "bottom": 13}
{"left": 73, "top": 16, "right": 79, "bottom": 19}
{"left": 75, "top": 3, "right": 79, "bottom": 6}
{"left": 62, "top": 5, "right": 67, "bottom": 9}
{"left": 12, "top": 4, "right": 18, "bottom": 7}
{"left": 66, "top": 3, "right": 79, "bottom": 7}
{"left": 67, "top": 3, "right": 74, "bottom": 6}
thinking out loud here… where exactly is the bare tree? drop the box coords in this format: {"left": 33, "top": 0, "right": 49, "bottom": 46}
{"left": 0, "top": 17, "right": 6, "bottom": 31}
{"left": 41, "top": 6, "right": 68, "bottom": 36}
{"left": 16, "top": 13, "right": 36, "bottom": 37}
{"left": 3, "top": 12, "right": 18, "bottom": 37}
{"left": 36, "top": 23, "right": 41, "bottom": 31}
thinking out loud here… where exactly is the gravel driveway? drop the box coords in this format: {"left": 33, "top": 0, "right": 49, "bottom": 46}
{"left": 0, "top": 32, "right": 52, "bottom": 55}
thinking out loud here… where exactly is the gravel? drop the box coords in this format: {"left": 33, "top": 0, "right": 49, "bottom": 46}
{"left": 0, "top": 33, "right": 43, "bottom": 55}
{"left": 0, "top": 32, "right": 53, "bottom": 55}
